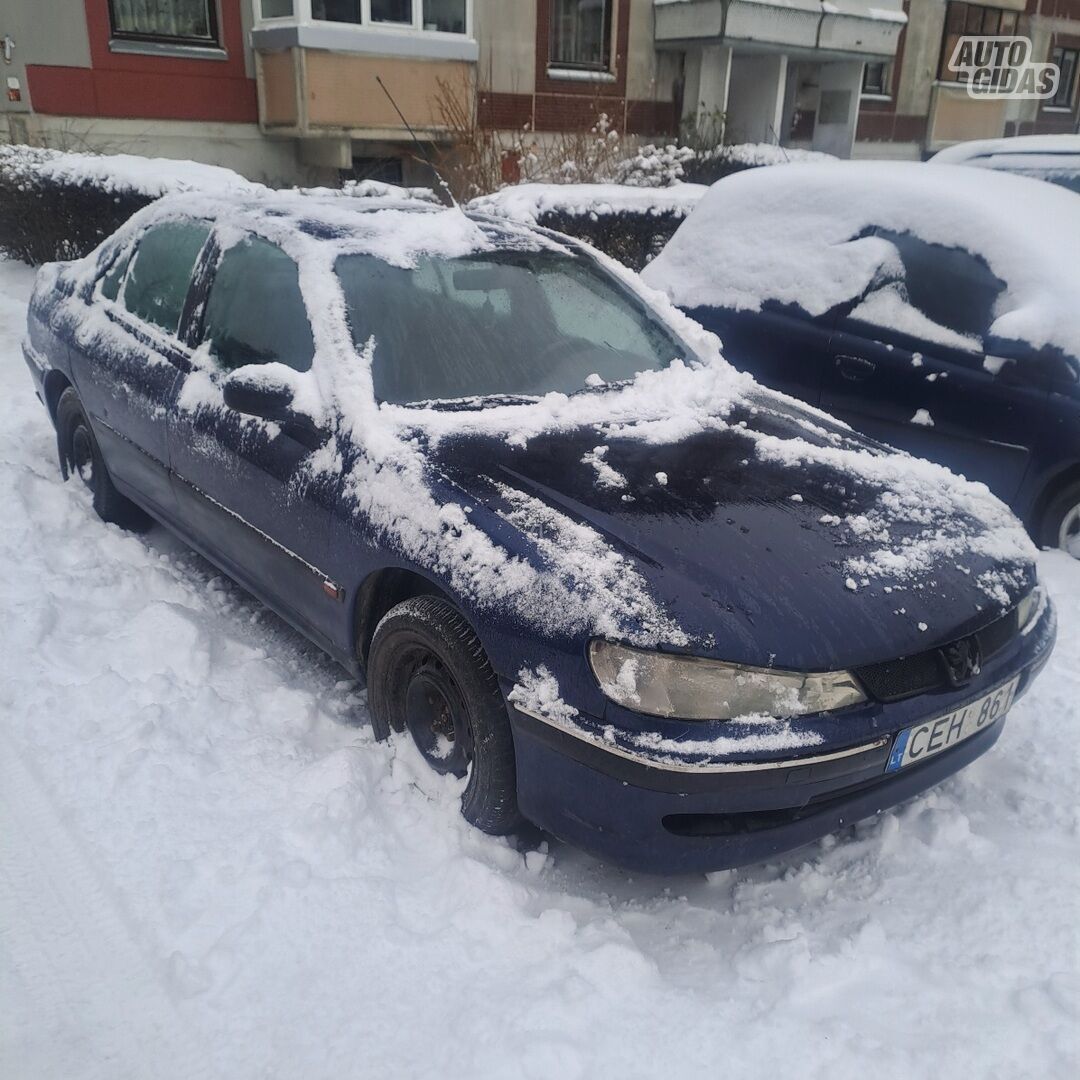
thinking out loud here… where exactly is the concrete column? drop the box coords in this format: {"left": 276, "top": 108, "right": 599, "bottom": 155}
{"left": 695, "top": 44, "right": 732, "bottom": 138}
{"left": 725, "top": 53, "right": 788, "bottom": 145}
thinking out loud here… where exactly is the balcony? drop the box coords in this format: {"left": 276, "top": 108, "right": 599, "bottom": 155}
{"left": 251, "top": 1, "right": 477, "bottom": 142}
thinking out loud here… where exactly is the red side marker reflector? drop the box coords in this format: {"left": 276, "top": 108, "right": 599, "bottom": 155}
{"left": 322, "top": 579, "right": 344, "bottom": 602}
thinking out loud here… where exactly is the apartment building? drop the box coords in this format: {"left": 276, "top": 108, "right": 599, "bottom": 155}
{"left": 0, "top": 2, "right": 680, "bottom": 184}
{"left": 856, "top": 0, "right": 1080, "bottom": 158}
{"left": 2, "top": 2, "right": 1073, "bottom": 183}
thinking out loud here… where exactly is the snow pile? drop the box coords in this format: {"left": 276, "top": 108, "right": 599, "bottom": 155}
{"left": 643, "top": 160, "right": 1080, "bottom": 359}
{"left": 0, "top": 143, "right": 265, "bottom": 198}
{"left": 468, "top": 182, "right": 707, "bottom": 224}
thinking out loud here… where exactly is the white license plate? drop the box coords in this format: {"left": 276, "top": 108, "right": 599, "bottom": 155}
{"left": 884, "top": 675, "right": 1019, "bottom": 773}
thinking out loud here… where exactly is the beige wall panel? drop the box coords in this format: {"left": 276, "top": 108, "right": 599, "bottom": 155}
{"left": 305, "top": 53, "right": 472, "bottom": 130}
{"left": 929, "top": 88, "right": 1007, "bottom": 144}
{"left": 260, "top": 50, "right": 299, "bottom": 127}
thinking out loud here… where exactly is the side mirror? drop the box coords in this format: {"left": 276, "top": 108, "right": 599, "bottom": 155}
{"left": 222, "top": 367, "right": 328, "bottom": 450}
{"left": 223, "top": 368, "right": 295, "bottom": 420}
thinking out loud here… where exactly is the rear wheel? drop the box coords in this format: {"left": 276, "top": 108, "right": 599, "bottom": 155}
{"left": 1040, "top": 481, "right": 1080, "bottom": 559}
{"left": 367, "top": 596, "right": 523, "bottom": 835}
{"left": 55, "top": 387, "right": 149, "bottom": 530}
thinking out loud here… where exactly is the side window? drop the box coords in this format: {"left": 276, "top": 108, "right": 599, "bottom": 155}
{"left": 849, "top": 230, "right": 1005, "bottom": 354}
{"left": 122, "top": 221, "right": 211, "bottom": 334}
{"left": 100, "top": 247, "right": 132, "bottom": 302}
{"left": 201, "top": 235, "right": 314, "bottom": 373}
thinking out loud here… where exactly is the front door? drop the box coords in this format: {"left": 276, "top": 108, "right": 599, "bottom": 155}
{"left": 821, "top": 230, "right": 1048, "bottom": 502}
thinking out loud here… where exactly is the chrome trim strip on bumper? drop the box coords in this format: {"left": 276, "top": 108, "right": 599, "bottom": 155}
{"left": 511, "top": 704, "right": 890, "bottom": 775}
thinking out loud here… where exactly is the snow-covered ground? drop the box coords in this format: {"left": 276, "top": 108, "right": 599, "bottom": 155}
{"left": 1, "top": 255, "right": 1077, "bottom": 1079}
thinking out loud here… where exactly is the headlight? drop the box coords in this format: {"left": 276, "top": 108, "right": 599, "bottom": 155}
{"left": 588, "top": 640, "right": 866, "bottom": 721}
{"left": 1017, "top": 585, "right": 1045, "bottom": 634}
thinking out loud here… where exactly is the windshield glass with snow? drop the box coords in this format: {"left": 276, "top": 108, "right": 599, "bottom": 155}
{"left": 336, "top": 251, "right": 685, "bottom": 404}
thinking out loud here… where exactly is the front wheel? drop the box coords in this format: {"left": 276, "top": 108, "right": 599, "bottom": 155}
{"left": 367, "top": 596, "right": 524, "bottom": 835}
{"left": 1040, "top": 481, "right": 1080, "bottom": 559}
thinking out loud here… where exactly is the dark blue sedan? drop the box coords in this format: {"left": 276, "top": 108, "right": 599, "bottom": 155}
{"left": 23, "top": 192, "right": 1056, "bottom": 873}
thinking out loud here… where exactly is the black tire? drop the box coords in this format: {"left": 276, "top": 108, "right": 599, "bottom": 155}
{"left": 1039, "top": 481, "right": 1080, "bottom": 560}
{"left": 368, "top": 596, "right": 524, "bottom": 835}
{"left": 55, "top": 387, "right": 150, "bottom": 530}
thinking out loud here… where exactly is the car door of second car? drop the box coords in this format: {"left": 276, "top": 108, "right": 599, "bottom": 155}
{"left": 820, "top": 230, "right": 1050, "bottom": 504}
{"left": 684, "top": 302, "right": 835, "bottom": 407}
{"left": 166, "top": 231, "right": 345, "bottom": 656}
{"left": 68, "top": 220, "right": 211, "bottom": 517}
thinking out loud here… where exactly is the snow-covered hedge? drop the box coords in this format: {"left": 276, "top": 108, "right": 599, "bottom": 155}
{"left": 468, "top": 183, "right": 707, "bottom": 271}
{"left": 681, "top": 143, "right": 836, "bottom": 185}
{"left": 0, "top": 145, "right": 262, "bottom": 265}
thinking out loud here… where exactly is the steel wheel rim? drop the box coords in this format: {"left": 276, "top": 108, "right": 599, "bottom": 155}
{"left": 400, "top": 648, "right": 473, "bottom": 777}
{"left": 1060, "top": 502, "right": 1080, "bottom": 559}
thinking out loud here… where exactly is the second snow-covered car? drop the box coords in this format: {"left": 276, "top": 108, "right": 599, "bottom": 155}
{"left": 644, "top": 161, "right": 1080, "bottom": 559}
{"left": 23, "top": 192, "right": 1055, "bottom": 873}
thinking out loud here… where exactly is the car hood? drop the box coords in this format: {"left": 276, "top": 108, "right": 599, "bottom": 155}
{"left": 416, "top": 388, "right": 1036, "bottom": 670}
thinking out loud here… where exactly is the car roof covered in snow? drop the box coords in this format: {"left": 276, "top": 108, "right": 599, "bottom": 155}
{"left": 930, "top": 133, "right": 1080, "bottom": 166}
{"left": 641, "top": 160, "right": 1080, "bottom": 359}
{"left": 116, "top": 189, "right": 571, "bottom": 269}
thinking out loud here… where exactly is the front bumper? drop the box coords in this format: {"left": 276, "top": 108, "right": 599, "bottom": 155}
{"left": 508, "top": 599, "right": 1056, "bottom": 875}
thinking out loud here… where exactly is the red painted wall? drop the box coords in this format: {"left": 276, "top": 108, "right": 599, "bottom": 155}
{"left": 25, "top": 0, "right": 257, "bottom": 123}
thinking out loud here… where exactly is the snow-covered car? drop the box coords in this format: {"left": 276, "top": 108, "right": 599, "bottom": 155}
{"left": 643, "top": 161, "right": 1080, "bottom": 560}
{"left": 930, "top": 134, "right": 1080, "bottom": 194}
{"left": 22, "top": 192, "right": 1056, "bottom": 873}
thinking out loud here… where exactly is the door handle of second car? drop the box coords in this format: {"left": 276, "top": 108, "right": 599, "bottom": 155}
{"left": 835, "top": 354, "right": 877, "bottom": 382}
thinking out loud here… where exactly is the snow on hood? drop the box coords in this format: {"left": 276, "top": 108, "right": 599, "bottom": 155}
{"left": 642, "top": 161, "right": 1080, "bottom": 359}
{"left": 56, "top": 191, "right": 1036, "bottom": 651}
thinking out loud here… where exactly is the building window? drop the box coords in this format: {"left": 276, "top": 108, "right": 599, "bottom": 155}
{"left": 312, "top": 1, "right": 361, "bottom": 22}
{"left": 422, "top": 0, "right": 466, "bottom": 33}
{"left": 549, "top": 0, "right": 613, "bottom": 72}
{"left": 1050, "top": 46, "right": 1079, "bottom": 109}
{"left": 862, "top": 61, "right": 891, "bottom": 97}
{"left": 310, "top": 0, "right": 468, "bottom": 33}
{"left": 938, "top": 3, "right": 1019, "bottom": 81}
{"left": 108, "top": 0, "right": 218, "bottom": 45}
{"left": 260, "top": 0, "right": 295, "bottom": 17}
{"left": 370, "top": 0, "right": 413, "bottom": 24}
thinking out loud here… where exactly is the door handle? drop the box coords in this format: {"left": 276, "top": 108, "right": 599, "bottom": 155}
{"left": 834, "top": 355, "right": 876, "bottom": 382}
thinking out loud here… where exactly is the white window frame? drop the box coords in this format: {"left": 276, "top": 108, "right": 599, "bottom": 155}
{"left": 254, "top": 0, "right": 473, "bottom": 38}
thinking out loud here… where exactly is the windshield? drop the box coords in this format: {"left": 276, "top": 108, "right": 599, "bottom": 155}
{"left": 335, "top": 250, "right": 686, "bottom": 404}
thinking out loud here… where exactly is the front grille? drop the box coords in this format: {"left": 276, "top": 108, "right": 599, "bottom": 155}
{"left": 855, "top": 607, "right": 1020, "bottom": 703}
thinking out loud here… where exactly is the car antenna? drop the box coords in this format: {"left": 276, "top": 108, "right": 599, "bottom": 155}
{"left": 375, "top": 75, "right": 459, "bottom": 209}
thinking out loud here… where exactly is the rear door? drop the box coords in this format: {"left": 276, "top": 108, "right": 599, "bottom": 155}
{"left": 167, "top": 231, "right": 344, "bottom": 651}
{"left": 820, "top": 230, "right": 1049, "bottom": 502}
{"left": 70, "top": 220, "right": 210, "bottom": 516}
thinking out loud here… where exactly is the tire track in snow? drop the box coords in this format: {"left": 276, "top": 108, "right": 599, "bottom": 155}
{"left": 0, "top": 732, "right": 212, "bottom": 1080}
